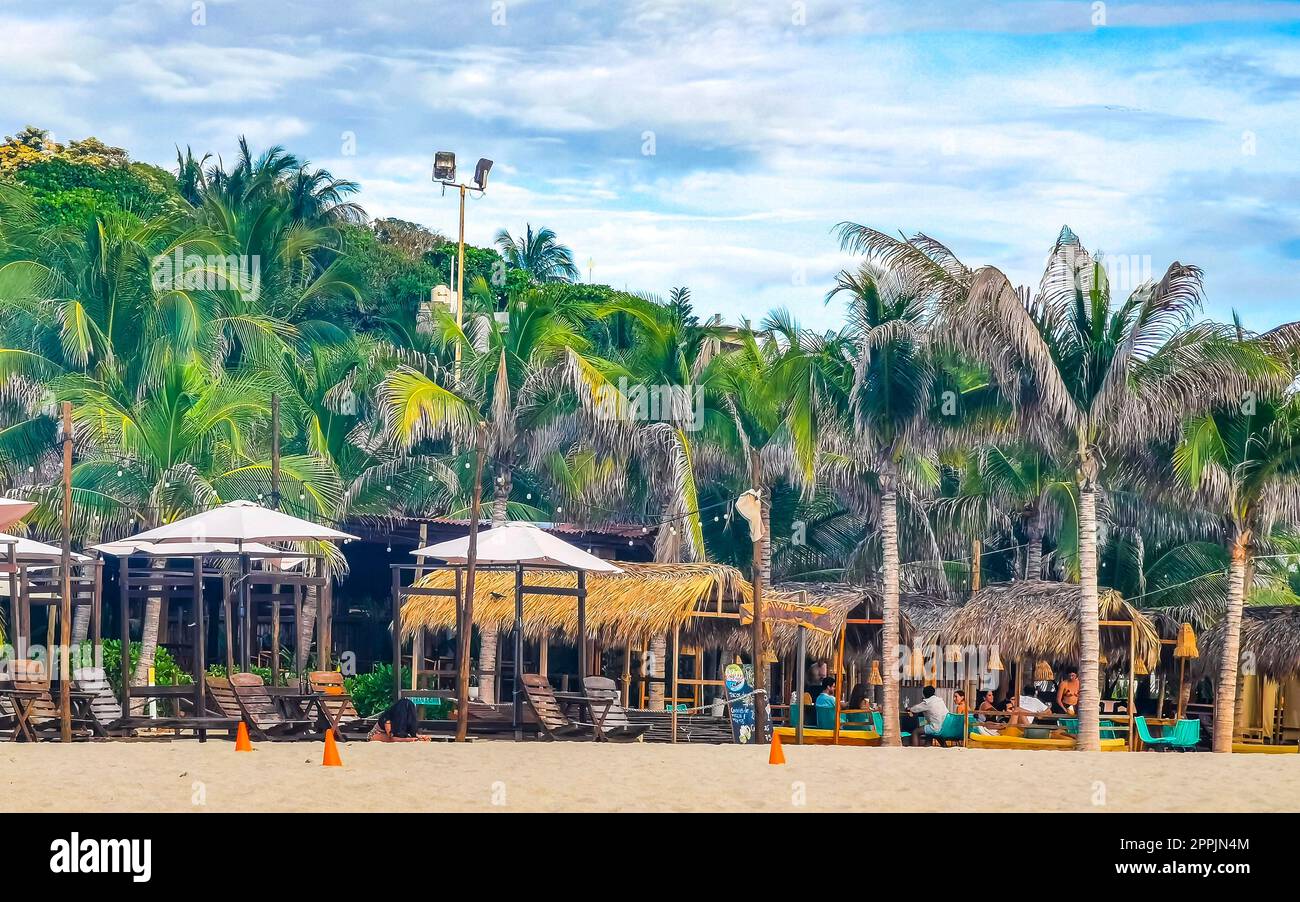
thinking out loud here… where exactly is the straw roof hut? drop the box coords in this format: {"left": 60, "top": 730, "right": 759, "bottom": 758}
{"left": 399, "top": 561, "right": 754, "bottom": 649}
{"left": 1197, "top": 605, "right": 1300, "bottom": 681}
{"left": 945, "top": 580, "right": 1161, "bottom": 669}
{"left": 765, "top": 582, "right": 960, "bottom": 663}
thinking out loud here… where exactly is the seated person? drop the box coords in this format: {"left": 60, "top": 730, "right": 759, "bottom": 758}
{"left": 368, "top": 698, "right": 428, "bottom": 742}
{"left": 952, "top": 689, "right": 969, "bottom": 715}
{"left": 1013, "top": 688, "right": 1052, "bottom": 726}
{"left": 842, "top": 683, "right": 873, "bottom": 730}
{"left": 976, "top": 690, "right": 998, "bottom": 721}
{"left": 814, "top": 679, "right": 840, "bottom": 730}
{"left": 907, "top": 685, "right": 950, "bottom": 745}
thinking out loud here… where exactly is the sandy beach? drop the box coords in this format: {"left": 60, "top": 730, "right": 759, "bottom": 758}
{"left": 3, "top": 740, "right": 1296, "bottom": 812}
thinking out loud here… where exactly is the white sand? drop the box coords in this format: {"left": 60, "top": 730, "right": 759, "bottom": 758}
{"left": 1, "top": 740, "right": 1296, "bottom": 812}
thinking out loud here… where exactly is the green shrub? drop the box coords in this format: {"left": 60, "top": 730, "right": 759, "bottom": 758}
{"left": 344, "top": 663, "right": 410, "bottom": 717}
{"left": 87, "top": 640, "right": 191, "bottom": 696}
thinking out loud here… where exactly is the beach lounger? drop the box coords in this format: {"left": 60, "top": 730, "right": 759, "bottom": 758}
{"left": 581, "top": 676, "right": 650, "bottom": 742}
{"left": 72, "top": 666, "right": 130, "bottom": 736}
{"left": 520, "top": 673, "right": 598, "bottom": 741}
{"left": 210, "top": 674, "right": 315, "bottom": 740}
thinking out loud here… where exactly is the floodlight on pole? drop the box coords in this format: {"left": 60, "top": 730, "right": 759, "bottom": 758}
{"left": 433, "top": 150, "right": 494, "bottom": 384}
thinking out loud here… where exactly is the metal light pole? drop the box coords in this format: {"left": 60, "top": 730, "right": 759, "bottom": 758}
{"left": 434, "top": 152, "right": 493, "bottom": 383}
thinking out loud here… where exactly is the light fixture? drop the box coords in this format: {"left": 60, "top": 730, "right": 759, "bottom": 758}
{"left": 473, "top": 157, "right": 493, "bottom": 190}
{"left": 433, "top": 151, "right": 456, "bottom": 182}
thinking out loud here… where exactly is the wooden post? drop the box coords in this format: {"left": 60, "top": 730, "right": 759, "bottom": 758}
{"left": 222, "top": 574, "right": 234, "bottom": 673}
{"left": 292, "top": 584, "right": 303, "bottom": 676}
{"left": 270, "top": 583, "right": 281, "bottom": 686}
{"left": 412, "top": 522, "right": 428, "bottom": 691}
{"left": 670, "top": 621, "right": 681, "bottom": 742}
{"left": 832, "top": 625, "right": 847, "bottom": 745}
{"left": 513, "top": 563, "right": 524, "bottom": 735}
{"left": 59, "top": 400, "right": 73, "bottom": 743}
{"left": 391, "top": 566, "right": 402, "bottom": 703}
{"left": 620, "top": 644, "right": 631, "bottom": 707}
{"left": 577, "top": 569, "right": 588, "bottom": 681}
{"left": 119, "top": 556, "right": 130, "bottom": 713}
{"left": 455, "top": 425, "right": 488, "bottom": 742}
{"left": 317, "top": 556, "right": 331, "bottom": 672}
{"left": 192, "top": 555, "right": 206, "bottom": 725}
{"left": 1127, "top": 622, "right": 1136, "bottom": 750}
{"left": 1176, "top": 658, "right": 1188, "bottom": 720}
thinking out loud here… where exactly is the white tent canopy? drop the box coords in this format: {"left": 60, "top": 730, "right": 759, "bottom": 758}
{"left": 120, "top": 499, "right": 356, "bottom": 545}
{"left": 411, "top": 521, "right": 622, "bottom": 573}
{"left": 0, "top": 498, "right": 36, "bottom": 532}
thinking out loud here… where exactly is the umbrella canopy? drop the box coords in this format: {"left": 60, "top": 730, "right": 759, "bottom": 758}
{"left": 412, "top": 521, "right": 623, "bottom": 573}
{"left": 0, "top": 532, "right": 90, "bottom": 562}
{"left": 91, "top": 538, "right": 305, "bottom": 569}
{"left": 0, "top": 498, "right": 36, "bottom": 532}
{"left": 120, "top": 500, "right": 356, "bottom": 545}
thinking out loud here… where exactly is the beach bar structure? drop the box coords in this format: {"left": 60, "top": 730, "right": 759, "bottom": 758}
{"left": 1, "top": 532, "right": 102, "bottom": 661}
{"left": 1198, "top": 606, "right": 1300, "bottom": 747}
{"left": 945, "top": 580, "right": 1161, "bottom": 749}
{"left": 97, "top": 502, "right": 355, "bottom": 726}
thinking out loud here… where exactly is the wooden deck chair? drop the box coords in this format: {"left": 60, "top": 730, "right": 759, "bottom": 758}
{"left": 226, "top": 673, "right": 315, "bottom": 740}
{"left": 308, "top": 671, "right": 373, "bottom": 735}
{"left": 1, "top": 660, "right": 60, "bottom": 740}
{"left": 72, "top": 666, "right": 129, "bottom": 735}
{"left": 582, "top": 676, "right": 649, "bottom": 742}
{"left": 520, "top": 673, "right": 597, "bottom": 741}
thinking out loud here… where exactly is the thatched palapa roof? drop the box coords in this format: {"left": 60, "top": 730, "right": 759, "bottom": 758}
{"left": 1198, "top": 605, "right": 1300, "bottom": 681}
{"left": 945, "top": 580, "right": 1161, "bottom": 669}
{"left": 767, "top": 583, "right": 960, "bottom": 662}
{"left": 399, "top": 562, "right": 754, "bottom": 649}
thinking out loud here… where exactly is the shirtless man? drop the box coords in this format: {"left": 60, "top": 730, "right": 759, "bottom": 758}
{"left": 1056, "top": 669, "right": 1080, "bottom": 714}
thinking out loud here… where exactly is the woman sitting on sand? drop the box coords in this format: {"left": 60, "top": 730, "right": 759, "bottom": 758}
{"left": 368, "top": 698, "right": 429, "bottom": 742}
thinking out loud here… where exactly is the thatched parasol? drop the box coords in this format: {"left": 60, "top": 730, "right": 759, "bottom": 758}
{"left": 1197, "top": 605, "right": 1300, "bottom": 682}
{"left": 400, "top": 561, "right": 752, "bottom": 649}
{"left": 945, "top": 580, "right": 1161, "bottom": 669}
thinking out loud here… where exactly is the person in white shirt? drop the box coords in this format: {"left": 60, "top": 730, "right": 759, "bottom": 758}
{"left": 907, "top": 686, "right": 950, "bottom": 745}
{"left": 1015, "top": 690, "right": 1051, "bottom": 726}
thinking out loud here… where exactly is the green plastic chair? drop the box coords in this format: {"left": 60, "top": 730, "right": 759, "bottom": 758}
{"left": 872, "top": 710, "right": 910, "bottom": 739}
{"left": 1169, "top": 718, "right": 1201, "bottom": 751}
{"left": 815, "top": 697, "right": 838, "bottom": 730}
{"left": 1063, "top": 717, "right": 1119, "bottom": 740}
{"left": 1134, "top": 716, "right": 1174, "bottom": 749}
{"left": 924, "top": 712, "right": 968, "bottom": 746}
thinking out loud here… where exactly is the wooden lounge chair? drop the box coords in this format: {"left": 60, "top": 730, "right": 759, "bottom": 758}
{"left": 581, "top": 676, "right": 650, "bottom": 742}
{"left": 308, "top": 671, "right": 374, "bottom": 736}
{"left": 209, "top": 674, "right": 314, "bottom": 740}
{"left": 0, "top": 660, "right": 60, "bottom": 740}
{"left": 72, "top": 666, "right": 130, "bottom": 736}
{"left": 520, "top": 673, "right": 598, "bottom": 741}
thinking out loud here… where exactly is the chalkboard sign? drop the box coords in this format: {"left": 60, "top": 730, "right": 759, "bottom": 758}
{"left": 723, "top": 663, "right": 772, "bottom": 744}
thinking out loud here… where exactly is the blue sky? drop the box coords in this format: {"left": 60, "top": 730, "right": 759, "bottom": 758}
{"left": 3, "top": 0, "right": 1299, "bottom": 330}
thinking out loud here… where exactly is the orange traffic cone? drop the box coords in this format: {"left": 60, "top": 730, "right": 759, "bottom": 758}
{"left": 235, "top": 721, "right": 253, "bottom": 752}
{"left": 322, "top": 729, "right": 343, "bottom": 767}
{"left": 768, "top": 730, "right": 785, "bottom": 765}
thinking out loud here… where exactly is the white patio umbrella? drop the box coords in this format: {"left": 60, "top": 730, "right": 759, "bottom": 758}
{"left": 92, "top": 538, "right": 305, "bottom": 570}
{"left": 0, "top": 498, "right": 36, "bottom": 532}
{"left": 412, "top": 521, "right": 622, "bottom": 573}
{"left": 121, "top": 499, "right": 356, "bottom": 545}
{"left": 0, "top": 532, "right": 91, "bottom": 598}
{"left": 411, "top": 521, "right": 621, "bottom": 731}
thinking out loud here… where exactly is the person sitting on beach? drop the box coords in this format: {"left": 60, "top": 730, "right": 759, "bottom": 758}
{"left": 907, "top": 685, "right": 950, "bottom": 745}
{"left": 977, "top": 690, "right": 997, "bottom": 721}
{"left": 952, "top": 689, "right": 969, "bottom": 715}
{"left": 368, "top": 698, "right": 428, "bottom": 742}
{"left": 1056, "top": 669, "right": 1080, "bottom": 713}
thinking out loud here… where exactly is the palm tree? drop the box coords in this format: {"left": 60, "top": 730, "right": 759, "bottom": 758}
{"left": 494, "top": 224, "right": 580, "bottom": 283}
{"left": 837, "top": 225, "right": 1283, "bottom": 749}
{"left": 1170, "top": 397, "right": 1300, "bottom": 750}
{"left": 376, "top": 281, "right": 623, "bottom": 701}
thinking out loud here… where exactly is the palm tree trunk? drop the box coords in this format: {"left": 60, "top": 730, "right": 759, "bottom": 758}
{"left": 880, "top": 484, "right": 902, "bottom": 747}
{"left": 1025, "top": 506, "right": 1044, "bottom": 580}
{"left": 298, "top": 585, "right": 317, "bottom": 672}
{"left": 72, "top": 602, "right": 91, "bottom": 645}
{"left": 130, "top": 593, "right": 161, "bottom": 715}
{"left": 1213, "top": 533, "right": 1249, "bottom": 753}
{"left": 478, "top": 461, "right": 511, "bottom": 704}
{"left": 1076, "top": 478, "right": 1102, "bottom": 751}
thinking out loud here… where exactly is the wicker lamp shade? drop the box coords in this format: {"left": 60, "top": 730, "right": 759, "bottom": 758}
{"left": 987, "top": 647, "right": 1004, "bottom": 671}
{"left": 1033, "top": 660, "right": 1054, "bottom": 681}
{"left": 1173, "top": 622, "right": 1199, "bottom": 659}
{"left": 1133, "top": 656, "right": 1149, "bottom": 676}
{"left": 869, "top": 659, "right": 883, "bottom": 686}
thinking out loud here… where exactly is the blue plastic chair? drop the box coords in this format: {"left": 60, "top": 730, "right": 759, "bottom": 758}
{"left": 872, "top": 710, "right": 910, "bottom": 739}
{"left": 1135, "top": 716, "right": 1174, "bottom": 749}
